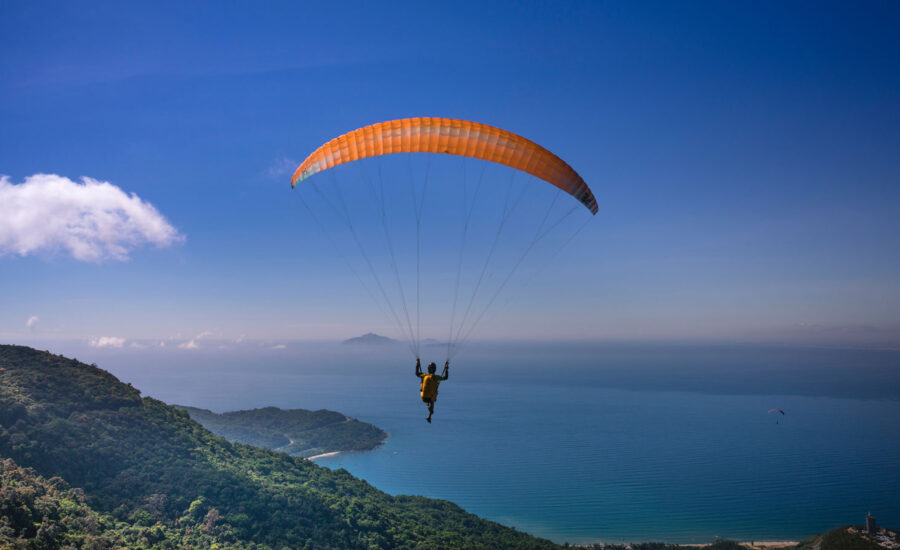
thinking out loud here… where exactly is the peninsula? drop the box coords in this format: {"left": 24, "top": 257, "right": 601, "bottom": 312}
{"left": 176, "top": 405, "right": 387, "bottom": 458}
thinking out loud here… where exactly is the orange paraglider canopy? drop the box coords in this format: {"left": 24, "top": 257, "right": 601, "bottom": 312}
{"left": 291, "top": 117, "right": 598, "bottom": 214}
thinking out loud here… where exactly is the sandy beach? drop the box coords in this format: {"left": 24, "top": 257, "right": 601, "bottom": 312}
{"left": 307, "top": 451, "right": 342, "bottom": 461}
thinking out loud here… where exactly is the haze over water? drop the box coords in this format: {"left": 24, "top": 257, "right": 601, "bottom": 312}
{"left": 48, "top": 340, "right": 900, "bottom": 545}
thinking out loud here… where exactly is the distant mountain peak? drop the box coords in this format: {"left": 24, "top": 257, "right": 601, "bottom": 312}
{"left": 342, "top": 333, "right": 396, "bottom": 345}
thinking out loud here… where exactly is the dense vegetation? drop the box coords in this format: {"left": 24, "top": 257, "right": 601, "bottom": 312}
{"left": 796, "top": 526, "right": 899, "bottom": 550}
{"left": 0, "top": 457, "right": 261, "bottom": 549}
{"left": 0, "top": 344, "right": 559, "bottom": 549}
{"left": 177, "top": 405, "right": 387, "bottom": 458}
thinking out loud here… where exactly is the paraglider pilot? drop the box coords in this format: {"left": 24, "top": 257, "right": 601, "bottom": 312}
{"left": 416, "top": 358, "right": 448, "bottom": 423}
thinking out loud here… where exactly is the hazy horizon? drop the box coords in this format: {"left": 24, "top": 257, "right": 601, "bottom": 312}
{"left": 5, "top": 338, "right": 898, "bottom": 405}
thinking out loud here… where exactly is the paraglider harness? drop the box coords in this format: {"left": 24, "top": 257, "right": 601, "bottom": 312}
{"left": 416, "top": 359, "right": 448, "bottom": 403}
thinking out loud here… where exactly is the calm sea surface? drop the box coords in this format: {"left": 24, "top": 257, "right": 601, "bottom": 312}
{"left": 55, "top": 341, "right": 900, "bottom": 545}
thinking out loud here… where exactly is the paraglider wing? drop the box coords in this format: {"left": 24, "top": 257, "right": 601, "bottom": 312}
{"left": 768, "top": 408, "right": 785, "bottom": 415}
{"left": 291, "top": 117, "right": 598, "bottom": 214}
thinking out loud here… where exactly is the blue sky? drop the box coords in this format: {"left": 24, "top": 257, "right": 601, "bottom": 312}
{"left": 1, "top": 1, "right": 898, "bottom": 349}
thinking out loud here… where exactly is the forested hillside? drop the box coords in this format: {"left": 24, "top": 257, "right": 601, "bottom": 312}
{"left": 0, "top": 344, "right": 558, "bottom": 549}
{"left": 0, "top": 457, "right": 257, "bottom": 548}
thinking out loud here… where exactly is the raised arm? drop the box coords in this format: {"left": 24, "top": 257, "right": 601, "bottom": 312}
{"left": 415, "top": 358, "right": 422, "bottom": 377}
{"left": 441, "top": 361, "right": 449, "bottom": 380}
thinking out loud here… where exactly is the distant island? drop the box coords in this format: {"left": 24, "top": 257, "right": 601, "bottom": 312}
{"left": 342, "top": 332, "right": 397, "bottom": 345}
{"left": 176, "top": 405, "right": 387, "bottom": 458}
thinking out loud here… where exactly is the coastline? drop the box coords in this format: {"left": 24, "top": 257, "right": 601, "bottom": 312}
{"left": 574, "top": 541, "right": 802, "bottom": 549}
{"left": 675, "top": 542, "right": 799, "bottom": 548}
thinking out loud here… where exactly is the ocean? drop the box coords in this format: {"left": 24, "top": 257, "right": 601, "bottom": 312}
{"left": 52, "top": 341, "right": 900, "bottom": 545}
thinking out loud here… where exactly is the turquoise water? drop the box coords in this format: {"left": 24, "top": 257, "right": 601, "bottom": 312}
{"left": 313, "top": 381, "right": 900, "bottom": 544}
{"left": 76, "top": 342, "right": 900, "bottom": 545}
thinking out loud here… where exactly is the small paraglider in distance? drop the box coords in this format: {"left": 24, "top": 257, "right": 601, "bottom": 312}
{"left": 769, "top": 408, "right": 785, "bottom": 424}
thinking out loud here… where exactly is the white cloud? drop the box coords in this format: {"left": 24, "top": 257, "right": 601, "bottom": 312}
{"left": 271, "top": 344, "right": 287, "bottom": 350}
{"left": 0, "top": 174, "right": 184, "bottom": 262}
{"left": 266, "top": 157, "right": 299, "bottom": 179}
{"left": 26, "top": 315, "right": 39, "bottom": 329}
{"left": 89, "top": 336, "right": 125, "bottom": 348}
{"left": 176, "top": 331, "right": 214, "bottom": 349}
